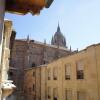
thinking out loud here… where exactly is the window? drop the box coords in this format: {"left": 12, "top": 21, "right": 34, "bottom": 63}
{"left": 9, "top": 71, "right": 13, "bottom": 76}
{"left": 53, "top": 88, "right": 58, "bottom": 100}
{"left": 33, "top": 71, "right": 35, "bottom": 77}
{"left": 32, "top": 62, "right": 36, "bottom": 67}
{"left": 53, "top": 67, "right": 57, "bottom": 80}
{"left": 8, "top": 71, "right": 13, "bottom": 80}
{"left": 76, "top": 61, "right": 84, "bottom": 79}
{"left": 43, "top": 61, "right": 46, "bottom": 64}
{"left": 65, "top": 90, "right": 72, "bottom": 100}
{"left": 33, "top": 84, "right": 35, "bottom": 91}
{"left": 48, "top": 69, "right": 51, "bottom": 80}
{"left": 77, "top": 91, "right": 86, "bottom": 100}
{"left": 48, "top": 87, "right": 51, "bottom": 99}
{"left": 65, "top": 64, "right": 71, "bottom": 80}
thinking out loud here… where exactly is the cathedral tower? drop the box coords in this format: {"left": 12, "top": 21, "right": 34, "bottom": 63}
{"left": 51, "top": 23, "right": 67, "bottom": 48}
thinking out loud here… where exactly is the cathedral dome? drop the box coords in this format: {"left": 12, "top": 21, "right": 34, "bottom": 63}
{"left": 51, "top": 24, "right": 66, "bottom": 47}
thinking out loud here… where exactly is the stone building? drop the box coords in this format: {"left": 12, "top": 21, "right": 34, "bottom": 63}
{"left": 10, "top": 24, "right": 75, "bottom": 99}
{"left": 24, "top": 43, "right": 100, "bottom": 100}
{"left": 24, "top": 66, "right": 42, "bottom": 100}
{"left": 10, "top": 24, "right": 72, "bottom": 70}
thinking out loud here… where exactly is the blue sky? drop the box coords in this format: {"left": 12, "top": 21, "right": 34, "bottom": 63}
{"left": 5, "top": 0, "right": 100, "bottom": 50}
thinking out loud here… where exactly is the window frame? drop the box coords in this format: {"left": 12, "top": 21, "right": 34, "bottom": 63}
{"left": 65, "top": 64, "right": 71, "bottom": 80}
{"left": 33, "top": 71, "right": 35, "bottom": 77}
{"left": 47, "top": 68, "right": 51, "bottom": 80}
{"left": 47, "top": 87, "right": 51, "bottom": 99}
{"left": 76, "top": 60, "right": 84, "bottom": 80}
{"left": 77, "top": 91, "right": 86, "bottom": 100}
{"left": 53, "top": 67, "right": 57, "bottom": 80}
{"left": 65, "top": 89, "right": 72, "bottom": 100}
{"left": 53, "top": 88, "right": 58, "bottom": 100}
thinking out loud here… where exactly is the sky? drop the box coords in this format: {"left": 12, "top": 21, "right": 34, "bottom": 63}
{"left": 5, "top": 0, "right": 100, "bottom": 50}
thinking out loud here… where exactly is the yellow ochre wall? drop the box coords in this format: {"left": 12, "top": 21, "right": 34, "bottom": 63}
{"left": 24, "top": 44, "right": 100, "bottom": 100}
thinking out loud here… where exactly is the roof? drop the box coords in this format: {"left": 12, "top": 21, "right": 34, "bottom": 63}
{"left": 15, "top": 39, "right": 71, "bottom": 51}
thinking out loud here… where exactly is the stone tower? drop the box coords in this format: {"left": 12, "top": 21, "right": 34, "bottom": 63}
{"left": 51, "top": 23, "right": 66, "bottom": 47}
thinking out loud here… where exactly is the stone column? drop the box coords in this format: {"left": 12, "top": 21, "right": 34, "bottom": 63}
{"left": 1, "top": 20, "right": 13, "bottom": 100}
{"left": 0, "top": 0, "right": 5, "bottom": 99}
{"left": 1, "top": 20, "right": 12, "bottom": 80}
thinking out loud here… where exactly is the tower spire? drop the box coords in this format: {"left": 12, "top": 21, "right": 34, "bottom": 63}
{"left": 51, "top": 23, "right": 67, "bottom": 47}
{"left": 27, "top": 34, "right": 29, "bottom": 40}
{"left": 27, "top": 34, "right": 30, "bottom": 43}
{"left": 57, "top": 21, "right": 60, "bottom": 32}
{"left": 70, "top": 45, "right": 72, "bottom": 51}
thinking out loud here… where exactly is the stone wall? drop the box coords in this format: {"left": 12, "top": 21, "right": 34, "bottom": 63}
{"left": 42, "top": 44, "right": 100, "bottom": 100}
{"left": 10, "top": 39, "right": 72, "bottom": 97}
{"left": 24, "top": 67, "right": 41, "bottom": 100}
{"left": 23, "top": 43, "right": 100, "bottom": 100}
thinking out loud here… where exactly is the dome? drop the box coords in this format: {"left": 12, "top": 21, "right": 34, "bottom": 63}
{"left": 51, "top": 24, "right": 67, "bottom": 47}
